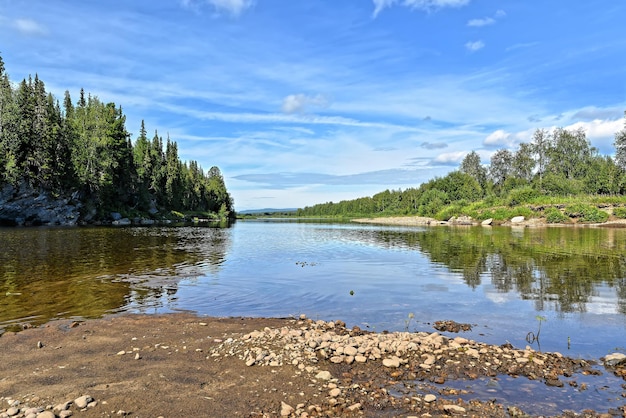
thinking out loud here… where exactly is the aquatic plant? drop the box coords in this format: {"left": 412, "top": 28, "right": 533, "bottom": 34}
{"left": 404, "top": 312, "right": 415, "bottom": 332}
{"left": 526, "top": 315, "right": 547, "bottom": 346}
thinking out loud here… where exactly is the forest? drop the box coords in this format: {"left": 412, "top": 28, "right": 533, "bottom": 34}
{"left": 0, "top": 56, "right": 234, "bottom": 220}
{"left": 297, "top": 114, "right": 626, "bottom": 221}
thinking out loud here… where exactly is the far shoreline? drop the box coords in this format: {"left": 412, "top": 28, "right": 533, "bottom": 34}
{"left": 351, "top": 214, "right": 626, "bottom": 228}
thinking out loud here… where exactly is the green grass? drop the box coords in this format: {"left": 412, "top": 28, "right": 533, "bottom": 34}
{"left": 564, "top": 204, "right": 609, "bottom": 223}
{"left": 613, "top": 206, "right": 626, "bottom": 219}
{"left": 544, "top": 207, "right": 569, "bottom": 224}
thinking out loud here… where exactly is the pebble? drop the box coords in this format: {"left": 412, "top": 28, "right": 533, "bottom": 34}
{"left": 604, "top": 352, "right": 626, "bottom": 367}
{"left": 36, "top": 412, "right": 56, "bottom": 418}
{"left": 343, "top": 346, "right": 358, "bottom": 356}
{"left": 54, "top": 401, "right": 71, "bottom": 411}
{"left": 201, "top": 317, "right": 607, "bottom": 416}
{"left": 74, "top": 395, "right": 93, "bottom": 409}
{"left": 444, "top": 404, "right": 466, "bottom": 413}
{"left": 280, "top": 401, "right": 294, "bottom": 416}
{"left": 6, "top": 407, "right": 19, "bottom": 417}
{"left": 382, "top": 357, "right": 400, "bottom": 368}
{"left": 347, "top": 403, "right": 361, "bottom": 411}
{"left": 315, "top": 371, "right": 332, "bottom": 381}
{"left": 328, "top": 388, "right": 341, "bottom": 398}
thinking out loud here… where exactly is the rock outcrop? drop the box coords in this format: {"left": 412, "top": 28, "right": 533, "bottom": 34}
{"left": 0, "top": 182, "right": 82, "bottom": 226}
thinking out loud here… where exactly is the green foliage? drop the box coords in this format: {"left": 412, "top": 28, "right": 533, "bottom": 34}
{"left": 544, "top": 207, "right": 569, "bottom": 224}
{"left": 507, "top": 186, "right": 538, "bottom": 206}
{"left": 541, "top": 173, "right": 583, "bottom": 196}
{"left": 613, "top": 206, "right": 626, "bottom": 219}
{"left": 615, "top": 111, "right": 626, "bottom": 171}
{"left": 417, "top": 189, "right": 447, "bottom": 217}
{"left": 565, "top": 204, "right": 609, "bottom": 223}
{"left": 434, "top": 204, "right": 461, "bottom": 221}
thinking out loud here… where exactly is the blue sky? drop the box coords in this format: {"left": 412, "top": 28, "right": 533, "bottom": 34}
{"left": 1, "top": 0, "right": 626, "bottom": 210}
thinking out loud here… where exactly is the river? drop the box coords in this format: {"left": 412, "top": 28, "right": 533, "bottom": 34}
{"left": 2, "top": 220, "right": 626, "bottom": 414}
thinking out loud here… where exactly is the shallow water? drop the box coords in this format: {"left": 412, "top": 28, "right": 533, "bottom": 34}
{"left": 1, "top": 220, "right": 625, "bottom": 413}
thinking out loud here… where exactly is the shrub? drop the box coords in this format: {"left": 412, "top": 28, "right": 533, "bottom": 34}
{"left": 565, "top": 204, "right": 609, "bottom": 223}
{"left": 541, "top": 174, "right": 583, "bottom": 196}
{"left": 544, "top": 207, "right": 569, "bottom": 224}
{"left": 507, "top": 186, "right": 538, "bottom": 206}
{"left": 435, "top": 205, "right": 460, "bottom": 221}
{"left": 613, "top": 206, "right": 626, "bottom": 219}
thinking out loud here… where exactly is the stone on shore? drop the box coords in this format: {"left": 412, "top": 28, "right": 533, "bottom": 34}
{"left": 280, "top": 401, "right": 294, "bottom": 416}
{"left": 74, "top": 395, "right": 93, "bottom": 409}
{"left": 315, "top": 371, "right": 332, "bottom": 381}
{"left": 382, "top": 357, "right": 401, "bottom": 368}
{"left": 604, "top": 352, "right": 626, "bottom": 367}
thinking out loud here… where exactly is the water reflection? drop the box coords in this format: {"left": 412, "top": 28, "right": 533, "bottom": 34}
{"left": 0, "top": 225, "right": 232, "bottom": 331}
{"left": 365, "top": 226, "right": 626, "bottom": 315}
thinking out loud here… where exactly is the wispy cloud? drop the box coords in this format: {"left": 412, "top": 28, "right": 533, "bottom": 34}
{"left": 13, "top": 18, "right": 47, "bottom": 36}
{"left": 467, "top": 17, "right": 494, "bottom": 27}
{"left": 181, "top": 0, "right": 254, "bottom": 16}
{"left": 3, "top": 0, "right": 625, "bottom": 210}
{"left": 233, "top": 167, "right": 441, "bottom": 188}
{"left": 420, "top": 141, "right": 448, "bottom": 150}
{"left": 465, "top": 40, "right": 484, "bottom": 52}
{"left": 467, "top": 9, "right": 505, "bottom": 27}
{"left": 372, "top": 0, "right": 470, "bottom": 17}
{"left": 281, "top": 94, "right": 329, "bottom": 114}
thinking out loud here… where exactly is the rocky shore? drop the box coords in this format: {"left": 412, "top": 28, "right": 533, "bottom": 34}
{"left": 352, "top": 214, "right": 626, "bottom": 228}
{"left": 0, "top": 314, "right": 624, "bottom": 417}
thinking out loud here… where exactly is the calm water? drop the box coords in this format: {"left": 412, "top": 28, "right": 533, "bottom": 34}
{"left": 1, "top": 221, "right": 625, "bottom": 414}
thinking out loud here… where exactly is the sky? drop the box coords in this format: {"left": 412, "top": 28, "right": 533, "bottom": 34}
{"left": 1, "top": 1, "right": 626, "bottom": 211}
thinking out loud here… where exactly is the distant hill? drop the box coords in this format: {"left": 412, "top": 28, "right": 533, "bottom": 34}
{"left": 238, "top": 208, "right": 298, "bottom": 215}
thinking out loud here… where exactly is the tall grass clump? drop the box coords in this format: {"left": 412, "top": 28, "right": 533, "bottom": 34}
{"left": 544, "top": 207, "right": 569, "bottom": 224}
{"left": 507, "top": 186, "right": 539, "bottom": 206}
{"left": 565, "top": 204, "right": 609, "bottom": 223}
{"left": 613, "top": 206, "right": 626, "bottom": 219}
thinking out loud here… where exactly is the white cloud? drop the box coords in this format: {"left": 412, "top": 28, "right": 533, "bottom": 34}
{"left": 467, "top": 17, "right": 494, "bottom": 27}
{"left": 182, "top": 0, "right": 254, "bottom": 16}
{"left": 467, "top": 9, "right": 505, "bottom": 27}
{"left": 372, "top": 0, "right": 470, "bottom": 17}
{"left": 434, "top": 151, "right": 467, "bottom": 165}
{"left": 281, "top": 94, "right": 329, "bottom": 114}
{"left": 465, "top": 40, "right": 484, "bottom": 52}
{"left": 484, "top": 129, "right": 511, "bottom": 147}
{"left": 565, "top": 119, "right": 623, "bottom": 140}
{"left": 372, "top": 0, "right": 396, "bottom": 17}
{"left": 14, "top": 18, "right": 47, "bottom": 36}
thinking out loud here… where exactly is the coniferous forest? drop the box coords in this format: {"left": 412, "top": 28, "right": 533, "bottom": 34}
{"left": 0, "top": 56, "right": 234, "bottom": 221}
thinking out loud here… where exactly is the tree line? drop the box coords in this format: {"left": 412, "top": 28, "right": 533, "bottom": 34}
{"left": 0, "top": 55, "right": 234, "bottom": 219}
{"left": 297, "top": 114, "right": 626, "bottom": 218}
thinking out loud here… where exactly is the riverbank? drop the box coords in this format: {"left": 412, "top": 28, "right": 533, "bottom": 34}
{"left": 0, "top": 314, "right": 624, "bottom": 418}
{"left": 352, "top": 214, "right": 626, "bottom": 228}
